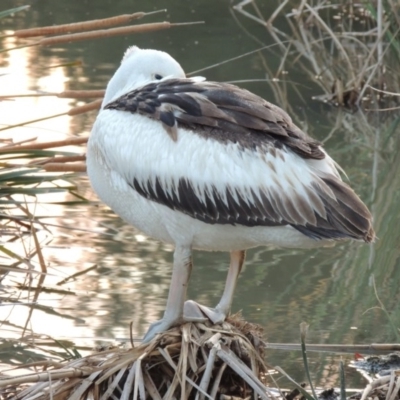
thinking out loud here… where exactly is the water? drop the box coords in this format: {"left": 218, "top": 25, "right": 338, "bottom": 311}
{"left": 1, "top": 0, "right": 399, "bottom": 389}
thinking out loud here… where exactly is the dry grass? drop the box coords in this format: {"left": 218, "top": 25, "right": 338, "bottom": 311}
{"left": 0, "top": 315, "right": 273, "bottom": 400}
{"left": 3, "top": 323, "right": 400, "bottom": 400}
{"left": 233, "top": 0, "right": 400, "bottom": 111}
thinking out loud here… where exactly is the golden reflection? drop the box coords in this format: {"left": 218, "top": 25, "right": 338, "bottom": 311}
{"left": 1, "top": 40, "right": 70, "bottom": 142}
{"left": 0, "top": 37, "right": 103, "bottom": 347}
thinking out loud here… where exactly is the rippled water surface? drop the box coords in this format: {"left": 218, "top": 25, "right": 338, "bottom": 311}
{"left": 1, "top": 0, "right": 399, "bottom": 388}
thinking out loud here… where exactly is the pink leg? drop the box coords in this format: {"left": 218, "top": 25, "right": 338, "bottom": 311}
{"left": 184, "top": 250, "right": 246, "bottom": 324}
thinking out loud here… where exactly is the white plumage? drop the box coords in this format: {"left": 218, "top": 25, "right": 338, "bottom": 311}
{"left": 87, "top": 46, "right": 374, "bottom": 342}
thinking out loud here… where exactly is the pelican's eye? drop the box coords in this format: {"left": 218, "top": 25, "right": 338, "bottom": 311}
{"left": 155, "top": 74, "right": 163, "bottom": 80}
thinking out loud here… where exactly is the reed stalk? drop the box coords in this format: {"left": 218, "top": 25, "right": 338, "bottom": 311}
{"left": 13, "top": 12, "right": 149, "bottom": 37}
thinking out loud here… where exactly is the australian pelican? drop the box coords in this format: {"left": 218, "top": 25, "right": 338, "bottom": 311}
{"left": 87, "top": 46, "right": 375, "bottom": 342}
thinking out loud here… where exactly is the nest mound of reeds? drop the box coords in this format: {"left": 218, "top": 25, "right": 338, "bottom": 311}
{"left": 1, "top": 314, "right": 273, "bottom": 400}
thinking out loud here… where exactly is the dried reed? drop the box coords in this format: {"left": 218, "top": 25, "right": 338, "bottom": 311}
{"left": 0, "top": 90, "right": 105, "bottom": 100}
{"left": 233, "top": 0, "right": 400, "bottom": 110}
{"left": 0, "top": 316, "right": 272, "bottom": 400}
{"left": 13, "top": 12, "right": 151, "bottom": 38}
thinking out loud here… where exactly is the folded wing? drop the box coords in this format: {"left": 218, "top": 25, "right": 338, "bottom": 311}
{"left": 104, "top": 79, "right": 375, "bottom": 243}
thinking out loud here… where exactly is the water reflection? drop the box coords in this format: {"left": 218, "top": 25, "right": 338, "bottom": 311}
{"left": 1, "top": 0, "right": 399, "bottom": 387}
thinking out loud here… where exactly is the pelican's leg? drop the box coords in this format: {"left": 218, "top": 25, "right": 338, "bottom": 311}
{"left": 184, "top": 250, "right": 246, "bottom": 324}
{"left": 142, "top": 245, "right": 193, "bottom": 343}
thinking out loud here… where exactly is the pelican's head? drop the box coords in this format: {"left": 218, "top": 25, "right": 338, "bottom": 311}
{"left": 102, "top": 46, "right": 186, "bottom": 108}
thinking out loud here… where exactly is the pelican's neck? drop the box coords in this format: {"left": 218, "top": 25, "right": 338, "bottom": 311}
{"left": 102, "top": 72, "right": 151, "bottom": 109}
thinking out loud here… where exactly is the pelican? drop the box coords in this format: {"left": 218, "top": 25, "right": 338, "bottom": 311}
{"left": 87, "top": 46, "right": 375, "bottom": 342}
